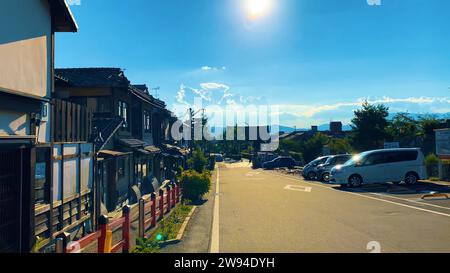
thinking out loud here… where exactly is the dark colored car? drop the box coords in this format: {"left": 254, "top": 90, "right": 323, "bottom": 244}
{"left": 262, "top": 156, "right": 297, "bottom": 170}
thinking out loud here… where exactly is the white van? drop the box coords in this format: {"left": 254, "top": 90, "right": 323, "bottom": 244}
{"left": 330, "top": 148, "right": 427, "bottom": 187}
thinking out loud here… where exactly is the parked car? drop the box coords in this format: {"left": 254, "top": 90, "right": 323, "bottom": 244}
{"left": 302, "top": 156, "right": 333, "bottom": 180}
{"left": 330, "top": 148, "right": 427, "bottom": 187}
{"left": 262, "top": 156, "right": 297, "bottom": 169}
{"left": 213, "top": 153, "right": 224, "bottom": 162}
{"left": 316, "top": 154, "right": 352, "bottom": 182}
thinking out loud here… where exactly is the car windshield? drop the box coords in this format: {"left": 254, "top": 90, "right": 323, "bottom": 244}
{"left": 343, "top": 152, "right": 370, "bottom": 166}
{"left": 308, "top": 157, "right": 325, "bottom": 166}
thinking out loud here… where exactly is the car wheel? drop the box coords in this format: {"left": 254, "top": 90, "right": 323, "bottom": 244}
{"left": 321, "top": 172, "right": 331, "bottom": 183}
{"left": 348, "top": 174, "right": 363, "bottom": 187}
{"left": 404, "top": 172, "right": 419, "bottom": 185}
{"left": 307, "top": 171, "right": 317, "bottom": 180}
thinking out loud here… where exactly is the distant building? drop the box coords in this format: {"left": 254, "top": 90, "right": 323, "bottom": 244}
{"left": 330, "top": 121, "right": 343, "bottom": 136}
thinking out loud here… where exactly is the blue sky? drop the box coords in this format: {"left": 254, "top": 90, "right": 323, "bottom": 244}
{"left": 58, "top": 0, "right": 450, "bottom": 128}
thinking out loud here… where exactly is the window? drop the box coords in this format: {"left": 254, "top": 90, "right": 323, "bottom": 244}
{"left": 144, "top": 110, "right": 152, "bottom": 133}
{"left": 384, "top": 151, "right": 418, "bottom": 163}
{"left": 35, "top": 148, "right": 50, "bottom": 205}
{"left": 363, "top": 153, "right": 385, "bottom": 166}
{"left": 335, "top": 156, "right": 351, "bottom": 164}
{"left": 118, "top": 100, "right": 128, "bottom": 128}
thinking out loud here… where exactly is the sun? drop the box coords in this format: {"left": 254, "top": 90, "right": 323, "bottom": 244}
{"left": 246, "top": 0, "right": 273, "bottom": 20}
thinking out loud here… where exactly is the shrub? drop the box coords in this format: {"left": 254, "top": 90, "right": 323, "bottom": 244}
{"left": 425, "top": 153, "right": 440, "bottom": 177}
{"left": 425, "top": 153, "right": 439, "bottom": 165}
{"left": 179, "top": 170, "right": 211, "bottom": 201}
{"left": 134, "top": 237, "right": 160, "bottom": 253}
{"left": 187, "top": 149, "right": 208, "bottom": 173}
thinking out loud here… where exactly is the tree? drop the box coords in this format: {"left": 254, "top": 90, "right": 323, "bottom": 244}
{"left": 328, "top": 138, "right": 352, "bottom": 154}
{"left": 302, "top": 133, "right": 329, "bottom": 163}
{"left": 386, "top": 112, "right": 419, "bottom": 147}
{"left": 417, "top": 115, "right": 445, "bottom": 154}
{"left": 187, "top": 149, "right": 208, "bottom": 173}
{"left": 350, "top": 102, "right": 389, "bottom": 151}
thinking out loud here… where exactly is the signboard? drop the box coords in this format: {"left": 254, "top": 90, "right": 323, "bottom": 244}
{"left": 436, "top": 129, "right": 450, "bottom": 157}
{"left": 384, "top": 142, "right": 400, "bottom": 149}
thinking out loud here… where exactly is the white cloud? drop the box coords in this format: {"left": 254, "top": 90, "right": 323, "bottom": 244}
{"left": 200, "top": 82, "right": 230, "bottom": 91}
{"left": 176, "top": 85, "right": 187, "bottom": 104}
{"left": 201, "top": 66, "right": 227, "bottom": 72}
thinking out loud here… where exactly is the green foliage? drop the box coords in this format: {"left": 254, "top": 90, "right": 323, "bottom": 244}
{"left": 351, "top": 102, "right": 390, "bottom": 151}
{"left": 155, "top": 204, "right": 192, "bottom": 241}
{"left": 187, "top": 149, "right": 208, "bottom": 173}
{"left": 328, "top": 138, "right": 352, "bottom": 155}
{"left": 133, "top": 204, "right": 193, "bottom": 253}
{"left": 134, "top": 237, "right": 160, "bottom": 253}
{"left": 425, "top": 153, "right": 439, "bottom": 165}
{"left": 302, "top": 133, "right": 329, "bottom": 163}
{"left": 386, "top": 113, "right": 419, "bottom": 147}
{"left": 417, "top": 115, "right": 445, "bottom": 154}
{"left": 179, "top": 170, "right": 211, "bottom": 201}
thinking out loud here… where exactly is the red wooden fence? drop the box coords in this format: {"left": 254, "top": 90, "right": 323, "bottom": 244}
{"left": 56, "top": 182, "right": 181, "bottom": 253}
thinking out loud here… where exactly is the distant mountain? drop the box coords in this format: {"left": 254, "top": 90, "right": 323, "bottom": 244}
{"left": 276, "top": 124, "right": 352, "bottom": 133}
{"left": 387, "top": 113, "right": 450, "bottom": 120}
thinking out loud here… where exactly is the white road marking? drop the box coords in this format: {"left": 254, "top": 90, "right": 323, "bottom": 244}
{"left": 245, "top": 171, "right": 261, "bottom": 177}
{"left": 361, "top": 191, "right": 450, "bottom": 211}
{"left": 210, "top": 167, "right": 220, "bottom": 253}
{"left": 284, "top": 185, "right": 312, "bottom": 192}
{"left": 268, "top": 172, "right": 450, "bottom": 218}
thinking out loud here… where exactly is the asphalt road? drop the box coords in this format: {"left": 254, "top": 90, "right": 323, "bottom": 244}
{"left": 214, "top": 162, "right": 450, "bottom": 253}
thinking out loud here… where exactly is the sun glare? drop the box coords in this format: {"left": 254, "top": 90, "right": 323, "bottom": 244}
{"left": 246, "top": 0, "right": 273, "bottom": 20}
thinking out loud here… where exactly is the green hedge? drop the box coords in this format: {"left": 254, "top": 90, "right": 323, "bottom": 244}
{"left": 179, "top": 170, "right": 211, "bottom": 201}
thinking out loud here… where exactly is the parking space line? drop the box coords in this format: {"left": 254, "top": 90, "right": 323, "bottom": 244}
{"left": 267, "top": 172, "right": 450, "bottom": 218}
{"left": 210, "top": 167, "right": 220, "bottom": 253}
{"left": 360, "top": 191, "right": 450, "bottom": 211}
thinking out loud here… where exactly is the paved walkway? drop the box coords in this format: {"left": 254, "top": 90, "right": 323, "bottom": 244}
{"left": 161, "top": 170, "right": 218, "bottom": 253}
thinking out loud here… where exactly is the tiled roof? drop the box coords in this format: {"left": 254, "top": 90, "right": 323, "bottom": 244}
{"left": 55, "top": 68, "right": 130, "bottom": 88}
{"left": 117, "top": 138, "right": 145, "bottom": 148}
{"left": 130, "top": 85, "right": 166, "bottom": 109}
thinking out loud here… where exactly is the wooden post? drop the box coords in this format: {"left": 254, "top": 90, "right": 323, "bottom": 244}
{"left": 138, "top": 198, "right": 145, "bottom": 239}
{"left": 171, "top": 182, "right": 176, "bottom": 207}
{"left": 55, "top": 238, "right": 65, "bottom": 253}
{"left": 166, "top": 185, "right": 171, "bottom": 213}
{"left": 122, "top": 205, "right": 131, "bottom": 253}
{"left": 55, "top": 232, "right": 71, "bottom": 253}
{"left": 150, "top": 192, "right": 156, "bottom": 227}
{"left": 158, "top": 189, "right": 164, "bottom": 220}
{"left": 176, "top": 182, "right": 181, "bottom": 203}
{"left": 97, "top": 215, "right": 109, "bottom": 253}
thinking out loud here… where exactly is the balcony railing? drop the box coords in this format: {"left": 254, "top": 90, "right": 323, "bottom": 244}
{"left": 52, "top": 98, "right": 92, "bottom": 143}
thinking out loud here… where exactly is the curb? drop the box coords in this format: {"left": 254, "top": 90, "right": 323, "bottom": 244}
{"left": 158, "top": 206, "right": 197, "bottom": 247}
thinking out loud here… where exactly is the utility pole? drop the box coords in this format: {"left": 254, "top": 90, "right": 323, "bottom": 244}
{"left": 189, "top": 108, "right": 194, "bottom": 155}
{"left": 188, "top": 108, "right": 206, "bottom": 154}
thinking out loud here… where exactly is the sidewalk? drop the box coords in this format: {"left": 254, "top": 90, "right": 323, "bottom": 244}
{"left": 160, "top": 170, "right": 217, "bottom": 253}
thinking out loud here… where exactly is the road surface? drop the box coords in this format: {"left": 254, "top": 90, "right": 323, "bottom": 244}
{"left": 210, "top": 162, "right": 450, "bottom": 253}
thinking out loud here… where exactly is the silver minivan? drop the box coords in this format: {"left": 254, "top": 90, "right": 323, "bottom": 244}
{"left": 330, "top": 148, "right": 427, "bottom": 187}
